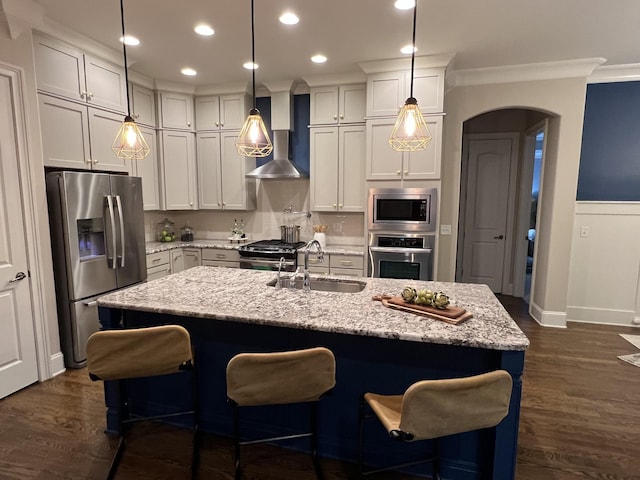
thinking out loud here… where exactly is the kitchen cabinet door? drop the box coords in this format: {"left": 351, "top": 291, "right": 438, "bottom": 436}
{"left": 220, "top": 131, "right": 256, "bottom": 210}
{"left": 338, "top": 125, "right": 366, "bottom": 211}
{"left": 219, "top": 94, "right": 247, "bottom": 130}
{"left": 196, "top": 132, "right": 223, "bottom": 209}
{"left": 39, "top": 94, "right": 91, "bottom": 170}
{"left": 130, "top": 127, "right": 160, "bottom": 211}
{"left": 339, "top": 85, "right": 366, "bottom": 124}
{"left": 366, "top": 71, "right": 405, "bottom": 118}
{"left": 34, "top": 35, "right": 85, "bottom": 103}
{"left": 87, "top": 108, "right": 129, "bottom": 172}
{"left": 130, "top": 84, "right": 156, "bottom": 127}
{"left": 310, "top": 127, "right": 339, "bottom": 211}
{"left": 195, "top": 96, "right": 220, "bottom": 131}
{"left": 184, "top": 248, "right": 201, "bottom": 269}
{"left": 310, "top": 85, "right": 365, "bottom": 125}
{"left": 310, "top": 86, "right": 338, "bottom": 125}
{"left": 161, "top": 130, "right": 197, "bottom": 210}
{"left": 170, "top": 249, "right": 185, "bottom": 273}
{"left": 159, "top": 92, "right": 194, "bottom": 130}
{"left": 83, "top": 54, "right": 127, "bottom": 113}
{"left": 401, "top": 115, "right": 443, "bottom": 180}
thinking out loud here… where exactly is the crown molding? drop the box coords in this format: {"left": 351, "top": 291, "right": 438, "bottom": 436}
{"left": 588, "top": 64, "right": 640, "bottom": 84}
{"left": 447, "top": 58, "right": 607, "bottom": 88}
{"left": 153, "top": 79, "right": 196, "bottom": 95}
{"left": 195, "top": 81, "right": 250, "bottom": 96}
{"left": 358, "top": 53, "right": 455, "bottom": 74}
{"left": 301, "top": 71, "right": 367, "bottom": 87}
{"left": 0, "top": 0, "right": 43, "bottom": 39}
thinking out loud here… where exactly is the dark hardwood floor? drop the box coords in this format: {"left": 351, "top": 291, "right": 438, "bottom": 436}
{"left": 1, "top": 297, "right": 639, "bottom": 479}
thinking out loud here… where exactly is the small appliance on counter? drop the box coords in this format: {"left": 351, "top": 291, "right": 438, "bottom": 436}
{"left": 156, "top": 218, "right": 176, "bottom": 242}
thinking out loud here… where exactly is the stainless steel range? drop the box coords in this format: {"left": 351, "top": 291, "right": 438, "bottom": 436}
{"left": 238, "top": 239, "right": 306, "bottom": 271}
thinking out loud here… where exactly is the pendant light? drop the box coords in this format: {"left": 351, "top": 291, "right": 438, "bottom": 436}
{"left": 111, "top": 0, "right": 150, "bottom": 160}
{"left": 236, "top": 0, "right": 273, "bottom": 157}
{"left": 389, "top": 0, "right": 432, "bottom": 152}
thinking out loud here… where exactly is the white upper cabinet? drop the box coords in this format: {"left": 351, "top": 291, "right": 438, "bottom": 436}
{"left": 130, "top": 84, "right": 156, "bottom": 127}
{"left": 196, "top": 131, "right": 256, "bottom": 211}
{"left": 310, "top": 84, "right": 366, "bottom": 125}
{"left": 366, "top": 116, "right": 442, "bottom": 181}
{"left": 310, "top": 125, "right": 366, "bottom": 212}
{"left": 160, "top": 130, "right": 197, "bottom": 209}
{"left": 38, "top": 93, "right": 128, "bottom": 173}
{"left": 158, "top": 92, "right": 194, "bottom": 131}
{"left": 34, "top": 34, "right": 127, "bottom": 113}
{"left": 366, "top": 68, "right": 444, "bottom": 117}
{"left": 195, "top": 94, "right": 248, "bottom": 131}
{"left": 129, "top": 127, "right": 160, "bottom": 211}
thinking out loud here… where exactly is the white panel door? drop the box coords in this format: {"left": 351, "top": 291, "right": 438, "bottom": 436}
{"left": 461, "top": 138, "right": 513, "bottom": 292}
{"left": 162, "top": 131, "right": 196, "bottom": 210}
{"left": 0, "top": 73, "right": 38, "bottom": 399}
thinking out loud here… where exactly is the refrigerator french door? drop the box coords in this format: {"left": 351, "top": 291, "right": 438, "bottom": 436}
{"left": 46, "top": 171, "right": 146, "bottom": 367}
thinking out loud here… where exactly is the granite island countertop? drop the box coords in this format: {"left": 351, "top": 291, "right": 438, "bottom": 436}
{"left": 98, "top": 266, "right": 529, "bottom": 351}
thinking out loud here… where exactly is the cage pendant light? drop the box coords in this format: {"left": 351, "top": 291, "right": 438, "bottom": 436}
{"left": 111, "top": 0, "right": 150, "bottom": 160}
{"left": 389, "top": 0, "right": 431, "bottom": 152}
{"left": 236, "top": 0, "right": 273, "bottom": 157}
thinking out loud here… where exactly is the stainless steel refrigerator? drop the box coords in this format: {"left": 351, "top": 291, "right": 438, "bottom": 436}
{"left": 46, "top": 171, "right": 147, "bottom": 368}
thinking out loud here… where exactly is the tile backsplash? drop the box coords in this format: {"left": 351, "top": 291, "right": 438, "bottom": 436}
{"left": 145, "top": 179, "right": 365, "bottom": 246}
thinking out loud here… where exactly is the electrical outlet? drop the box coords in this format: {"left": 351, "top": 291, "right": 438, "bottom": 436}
{"left": 440, "top": 224, "right": 452, "bottom": 235}
{"left": 333, "top": 223, "right": 342, "bottom": 233}
{"left": 580, "top": 225, "right": 590, "bottom": 238}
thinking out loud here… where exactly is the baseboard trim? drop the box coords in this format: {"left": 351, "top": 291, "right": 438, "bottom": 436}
{"left": 530, "top": 301, "right": 567, "bottom": 328}
{"left": 567, "top": 306, "right": 640, "bottom": 327}
{"left": 49, "top": 352, "right": 66, "bottom": 377}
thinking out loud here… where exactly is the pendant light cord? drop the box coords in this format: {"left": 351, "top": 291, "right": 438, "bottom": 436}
{"left": 409, "top": 0, "right": 417, "bottom": 99}
{"left": 250, "top": 0, "right": 256, "bottom": 109}
{"left": 120, "top": 0, "right": 131, "bottom": 117}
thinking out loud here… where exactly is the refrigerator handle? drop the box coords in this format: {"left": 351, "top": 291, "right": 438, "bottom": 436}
{"left": 105, "top": 194, "right": 117, "bottom": 270}
{"left": 115, "top": 195, "right": 125, "bottom": 268}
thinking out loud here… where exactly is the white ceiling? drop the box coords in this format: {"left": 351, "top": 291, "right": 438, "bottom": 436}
{"left": 30, "top": 0, "right": 640, "bottom": 88}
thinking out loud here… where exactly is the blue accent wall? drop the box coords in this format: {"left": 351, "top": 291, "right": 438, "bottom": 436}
{"left": 254, "top": 94, "right": 310, "bottom": 175}
{"left": 578, "top": 82, "right": 640, "bottom": 201}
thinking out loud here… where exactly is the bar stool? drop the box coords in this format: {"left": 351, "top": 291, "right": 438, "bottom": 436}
{"left": 226, "top": 347, "right": 336, "bottom": 480}
{"left": 86, "top": 325, "right": 199, "bottom": 480}
{"left": 358, "top": 370, "right": 513, "bottom": 479}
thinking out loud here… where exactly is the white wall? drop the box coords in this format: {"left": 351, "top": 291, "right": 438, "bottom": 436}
{"left": 567, "top": 202, "right": 640, "bottom": 326}
{"left": 441, "top": 77, "right": 588, "bottom": 326}
{"left": 0, "top": 28, "right": 64, "bottom": 376}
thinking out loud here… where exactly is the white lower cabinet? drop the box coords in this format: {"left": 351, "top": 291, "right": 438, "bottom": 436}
{"left": 201, "top": 248, "right": 240, "bottom": 268}
{"left": 297, "top": 253, "right": 364, "bottom": 276}
{"left": 39, "top": 93, "right": 129, "bottom": 172}
{"left": 196, "top": 131, "right": 256, "bottom": 210}
{"left": 310, "top": 125, "right": 365, "bottom": 212}
{"left": 170, "top": 249, "right": 185, "bottom": 273}
{"left": 160, "top": 130, "right": 197, "bottom": 210}
{"left": 184, "top": 248, "right": 201, "bottom": 269}
{"left": 146, "top": 250, "right": 171, "bottom": 280}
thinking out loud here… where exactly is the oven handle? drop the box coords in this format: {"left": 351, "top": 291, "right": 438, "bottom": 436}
{"left": 241, "top": 258, "right": 296, "bottom": 267}
{"left": 369, "top": 246, "right": 433, "bottom": 254}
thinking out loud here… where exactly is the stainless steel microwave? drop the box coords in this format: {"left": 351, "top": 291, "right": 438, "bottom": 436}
{"left": 368, "top": 187, "right": 437, "bottom": 232}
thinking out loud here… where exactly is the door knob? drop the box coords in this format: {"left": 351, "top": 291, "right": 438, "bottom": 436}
{"left": 9, "top": 272, "right": 26, "bottom": 283}
{"left": 494, "top": 234, "right": 504, "bottom": 239}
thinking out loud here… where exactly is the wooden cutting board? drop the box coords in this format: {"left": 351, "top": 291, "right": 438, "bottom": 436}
{"left": 373, "top": 295, "right": 473, "bottom": 325}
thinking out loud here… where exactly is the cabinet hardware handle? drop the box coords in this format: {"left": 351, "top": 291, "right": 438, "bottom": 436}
{"left": 332, "top": 203, "right": 337, "bottom": 207}
{"left": 339, "top": 203, "right": 343, "bottom": 207}
{"left": 404, "top": 170, "right": 409, "bottom": 175}
{"left": 152, "top": 258, "right": 161, "bottom": 263}
{"left": 333, "top": 115, "right": 337, "bottom": 120}
{"left": 134, "top": 113, "right": 139, "bottom": 119}
{"left": 82, "top": 300, "right": 98, "bottom": 307}
{"left": 220, "top": 122, "right": 224, "bottom": 127}
{"left": 85, "top": 158, "right": 92, "bottom": 164}
{"left": 340, "top": 260, "right": 353, "bottom": 266}
{"left": 94, "top": 159, "right": 99, "bottom": 164}
{"left": 216, "top": 122, "right": 219, "bottom": 127}
{"left": 87, "top": 92, "right": 93, "bottom": 99}
{"left": 215, "top": 254, "right": 225, "bottom": 259}
{"left": 222, "top": 202, "right": 226, "bottom": 206}
{"left": 80, "top": 91, "right": 86, "bottom": 99}
{"left": 189, "top": 202, "right": 193, "bottom": 206}
{"left": 396, "top": 170, "right": 401, "bottom": 175}
{"left": 340, "top": 114, "right": 344, "bottom": 119}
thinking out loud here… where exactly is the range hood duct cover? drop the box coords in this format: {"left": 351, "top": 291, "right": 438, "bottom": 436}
{"left": 245, "top": 130, "right": 307, "bottom": 179}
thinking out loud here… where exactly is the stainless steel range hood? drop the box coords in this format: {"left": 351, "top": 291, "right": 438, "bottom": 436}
{"left": 245, "top": 87, "right": 308, "bottom": 179}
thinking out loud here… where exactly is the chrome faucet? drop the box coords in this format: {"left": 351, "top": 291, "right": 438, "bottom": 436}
{"left": 275, "top": 257, "right": 287, "bottom": 289}
{"left": 303, "top": 239, "right": 324, "bottom": 291}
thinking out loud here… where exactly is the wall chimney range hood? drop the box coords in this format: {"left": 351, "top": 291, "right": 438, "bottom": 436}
{"left": 245, "top": 85, "right": 308, "bottom": 179}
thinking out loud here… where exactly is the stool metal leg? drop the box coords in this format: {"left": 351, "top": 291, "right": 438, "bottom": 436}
{"left": 310, "top": 402, "right": 324, "bottom": 480}
{"left": 191, "top": 367, "right": 200, "bottom": 480}
{"left": 358, "top": 395, "right": 366, "bottom": 478}
{"left": 232, "top": 403, "right": 241, "bottom": 480}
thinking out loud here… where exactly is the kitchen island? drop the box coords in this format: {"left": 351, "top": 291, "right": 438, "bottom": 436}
{"left": 97, "top": 267, "right": 528, "bottom": 479}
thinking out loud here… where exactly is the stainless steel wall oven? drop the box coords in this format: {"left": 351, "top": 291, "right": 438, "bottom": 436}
{"left": 369, "top": 233, "right": 434, "bottom": 281}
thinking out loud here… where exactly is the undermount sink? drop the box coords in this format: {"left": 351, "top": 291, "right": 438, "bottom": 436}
{"left": 266, "top": 276, "right": 367, "bottom": 293}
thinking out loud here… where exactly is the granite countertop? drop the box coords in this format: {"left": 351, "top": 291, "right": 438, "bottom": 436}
{"left": 146, "top": 240, "right": 365, "bottom": 256}
{"left": 98, "top": 267, "right": 529, "bottom": 351}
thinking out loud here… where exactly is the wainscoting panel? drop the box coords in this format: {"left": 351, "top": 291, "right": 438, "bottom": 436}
{"left": 567, "top": 202, "right": 640, "bottom": 326}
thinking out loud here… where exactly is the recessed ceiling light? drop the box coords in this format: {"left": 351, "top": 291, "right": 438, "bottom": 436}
{"left": 243, "top": 62, "right": 258, "bottom": 70}
{"left": 194, "top": 24, "right": 214, "bottom": 36}
{"left": 119, "top": 35, "right": 140, "bottom": 46}
{"left": 311, "top": 54, "right": 327, "bottom": 64}
{"left": 279, "top": 12, "right": 299, "bottom": 25}
{"left": 394, "top": 0, "right": 415, "bottom": 10}
{"left": 181, "top": 68, "right": 197, "bottom": 76}
{"left": 400, "top": 44, "right": 417, "bottom": 55}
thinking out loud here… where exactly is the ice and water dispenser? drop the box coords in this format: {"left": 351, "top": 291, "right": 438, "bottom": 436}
{"left": 77, "top": 218, "right": 106, "bottom": 260}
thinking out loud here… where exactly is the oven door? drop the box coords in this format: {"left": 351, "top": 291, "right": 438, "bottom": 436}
{"left": 369, "top": 246, "right": 433, "bottom": 281}
{"left": 239, "top": 257, "right": 296, "bottom": 272}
